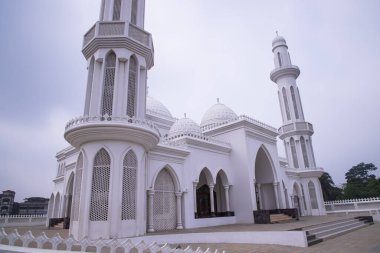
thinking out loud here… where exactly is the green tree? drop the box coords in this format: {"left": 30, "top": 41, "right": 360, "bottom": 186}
{"left": 343, "top": 163, "right": 380, "bottom": 199}
{"left": 319, "top": 172, "right": 343, "bottom": 201}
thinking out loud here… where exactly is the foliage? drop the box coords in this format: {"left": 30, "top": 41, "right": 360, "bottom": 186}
{"left": 319, "top": 172, "right": 343, "bottom": 201}
{"left": 342, "top": 162, "right": 380, "bottom": 199}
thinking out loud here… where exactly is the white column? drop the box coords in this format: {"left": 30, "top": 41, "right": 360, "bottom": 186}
{"left": 175, "top": 192, "right": 183, "bottom": 229}
{"left": 193, "top": 182, "right": 198, "bottom": 218}
{"left": 147, "top": 190, "right": 154, "bottom": 232}
{"left": 273, "top": 182, "right": 280, "bottom": 209}
{"left": 209, "top": 184, "right": 215, "bottom": 216}
{"left": 224, "top": 185, "right": 230, "bottom": 214}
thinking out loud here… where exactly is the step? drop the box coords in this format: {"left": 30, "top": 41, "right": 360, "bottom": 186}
{"left": 306, "top": 219, "right": 361, "bottom": 234}
{"left": 302, "top": 217, "right": 353, "bottom": 232}
{"left": 319, "top": 223, "right": 370, "bottom": 241}
{"left": 313, "top": 220, "right": 364, "bottom": 238}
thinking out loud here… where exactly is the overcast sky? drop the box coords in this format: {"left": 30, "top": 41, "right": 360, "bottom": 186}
{"left": 0, "top": 0, "right": 379, "bottom": 202}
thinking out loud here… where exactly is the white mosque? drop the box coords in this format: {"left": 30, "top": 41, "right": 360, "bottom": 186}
{"left": 48, "top": 0, "right": 326, "bottom": 240}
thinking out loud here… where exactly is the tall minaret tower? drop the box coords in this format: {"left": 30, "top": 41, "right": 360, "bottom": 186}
{"left": 64, "top": 0, "right": 159, "bottom": 240}
{"left": 270, "top": 34, "right": 325, "bottom": 216}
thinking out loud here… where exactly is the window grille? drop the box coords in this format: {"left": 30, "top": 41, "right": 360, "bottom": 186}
{"left": 101, "top": 52, "right": 116, "bottom": 116}
{"left": 89, "top": 149, "right": 111, "bottom": 221}
{"left": 308, "top": 181, "right": 319, "bottom": 209}
{"left": 290, "top": 138, "right": 299, "bottom": 168}
{"left": 282, "top": 87, "right": 291, "bottom": 120}
{"left": 153, "top": 169, "right": 176, "bottom": 231}
{"left": 121, "top": 150, "right": 137, "bottom": 220}
{"left": 290, "top": 86, "right": 299, "bottom": 119}
{"left": 300, "top": 137, "right": 309, "bottom": 168}
{"left": 72, "top": 153, "right": 83, "bottom": 221}
{"left": 131, "top": 0, "right": 138, "bottom": 25}
{"left": 127, "top": 56, "right": 137, "bottom": 117}
{"left": 113, "top": 0, "right": 122, "bottom": 21}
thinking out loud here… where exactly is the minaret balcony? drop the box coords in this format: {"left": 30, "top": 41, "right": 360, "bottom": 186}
{"left": 285, "top": 167, "right": 324, "bottom": 178}
{"left": 82, "top": 21, "right": 154, "bottom": 69}
{"left": 64, "top": 115, "right": 160, "bottom": 149}
{"left": 270, "top": 65, "right": 300, "bottom": 82}
{"left": 278, "top": 121, "right": 313, "bottom": 139}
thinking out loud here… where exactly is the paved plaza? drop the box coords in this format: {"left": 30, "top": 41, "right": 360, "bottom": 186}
{"left": 1, "top": 217, "right": 379, "bottom": 253}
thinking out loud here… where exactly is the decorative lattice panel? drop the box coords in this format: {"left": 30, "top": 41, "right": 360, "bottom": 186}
{"left": 290, "top": 138, "right": 299, "bottom": 168}
{"left": 153, "top": 169, "right": 176, "bottom": 231}
{"left": 112, "top": 0, "right": 121, "bottom": 21}
{"left": 127, "top": 57, "right": 137, "bottom": 117}
{"left": 290, "top": 86, "right": 299, "bottom": 119}
{"left": 72, "top": 153, "right": 83, "bottom": 221}
{"left": 101, "top": 53, "right": 116, "bottom": 116}
{"left": 122, "top": 150, "right": 137, "bottom": 220}
{"left": 300, "top": 137, "right": 309, "bottom": 167}
{"left": 89, "top": 149, "right": 111, "bottom": 221}
{"left": 282, "top": 87, "right": 291, "bottom": 120}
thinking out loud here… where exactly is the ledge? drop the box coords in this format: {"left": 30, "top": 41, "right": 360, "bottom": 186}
{"left": 270, "top": 65, "right": 300, "bottom": 82}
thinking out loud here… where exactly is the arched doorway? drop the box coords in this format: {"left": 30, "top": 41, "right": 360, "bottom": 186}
{"left": 196, "top": 168, "right": 214, "bottom": 217}
{"left": 64, "top": 172, "right": 74, "bottom": 228}
{"left": 153, "top": 168, "right": 177, "bottom": 231}
{"left": 254, "top": 147, "right": 277, "bottom": 210}
{"left": 215, "top": 170, "right": 231, "bottom": 216}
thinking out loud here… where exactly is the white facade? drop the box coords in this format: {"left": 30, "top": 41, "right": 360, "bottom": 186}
{"left": 48, "top": 0, "right": 326, "bottom": 240}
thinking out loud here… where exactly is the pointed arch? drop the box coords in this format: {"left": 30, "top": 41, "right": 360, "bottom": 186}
{"left": 122, "top": 150, "right": 137, "bottom": 220}
{"left": 47, "top": 193, "right": 55, "bottom": 218}
{"left": 290, "top": 137, "right": 299, "bottom": 168}
{"left": 197, "top": 167, "right": 214, "bottom": 186}
{"left": 153, "top": 167, "right": 177, "bottom": 231}
{"left": 127, "top": 55, "right": 138, "bottom": 117}
{"left": 282, "top": 87, "right": 291, "bottom": 120}
{"left": 277, "top": 52, "right": 282, "bottom": 67}
{"left": 151, "top": 165, "right": 180, "bottom": 192}
{"left": 215, "top": 169, "right": 229, "bottom": 186}
{"left": 89, "top": 148, "right": 111, "bottom": 221}
{"left": 112, "top": 0, "right": 122, "bottom": 20}
{"left": 53, "top": 192, "right": 61, "bottom": 218}
{"left": 290, "top": 86, "right": 299, "bottom": 119}
{"left": 101, "top": 51, "right": 116, "bottom": 116}
{"left": 308, "top": 181, "right": 319, "bottom": 209}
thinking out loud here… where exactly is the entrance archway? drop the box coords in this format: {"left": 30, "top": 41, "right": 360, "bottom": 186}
{"left": 254, "top": 147, "right": 277, "bottom": 210}
{"left": 196, "top": 168, "right": 214, "bottom": 217}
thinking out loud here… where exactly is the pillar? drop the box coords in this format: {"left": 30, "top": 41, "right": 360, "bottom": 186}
{"left": 257, "top": 183, "right": 263, "bottom": 209}
{"left": 273, "top": 182, "right": 280, "bottom": 209}
{"left": 175, "top": 192, "right": 183, "bottom": 229}
{"left": 224, "top": 185, "right": 230, "bottom": 215}
{"left": 147, "top": 190, "right": 154, "bottom": 232}
{"left": 209, "top": 184, "right": 215, "bottom": 216}
{"left": 193, "top": 182, "right": 198, "bottom": 218}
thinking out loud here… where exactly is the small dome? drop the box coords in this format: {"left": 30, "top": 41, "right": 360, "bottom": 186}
{"left": 146, "top": 96, "right": 173, "bottom": 119}
{"left": 200, "top": 100, "right": 238, "bottom": 128}
{"left": 168, "top": 116, "right": 202, "bottom": 138}
{"left": 272, "top": 33, "right": 287, "bottom": 50}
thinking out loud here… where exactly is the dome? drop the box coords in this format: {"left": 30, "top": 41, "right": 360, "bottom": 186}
{"left": 168, "top": 116, "right": 203, "bottom": 138}
{"left": 146, "top": 96, "right": 173, "bottom": 120}
{"left": 200, "top": 100, "right": 238, "bottom": 128}
{"left": 272, "top": 33, "right": 287, "bottom": 50}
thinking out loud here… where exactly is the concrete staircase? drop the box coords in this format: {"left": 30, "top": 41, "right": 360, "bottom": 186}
{"left": 303, "top": 217, "right": 374, "bottom": 246}
{"left": 270, "top": 213, "right": 293, "bottom": 223}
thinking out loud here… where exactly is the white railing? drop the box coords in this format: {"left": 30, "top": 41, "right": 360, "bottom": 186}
{"left": 82, "top": 21, "right": 152, "bottom": 48}
{"left": 0, "top": 228, "right": 224, "bottom": 253}
{"left": 324, "top": 198, "right": 380, "bottom": 218}
{"left": 0, "top": 215, "right": 47, "bottom": 227}
{"left": 163, "top": 133, "right": 231, "bottom": 148}
{"left": 65, "top": 115, "right": 160, "bottom": 135}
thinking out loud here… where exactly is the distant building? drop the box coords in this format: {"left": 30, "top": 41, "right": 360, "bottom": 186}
{"left": 18, "top": 197, "right": 49, "bottom": 215}
{"left": 0, "top": 190, "right": 15, "bottom": 215}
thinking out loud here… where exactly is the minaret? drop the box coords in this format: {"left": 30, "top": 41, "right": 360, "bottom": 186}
{"left": 270, "top": 34, "right": 325, "bottom": 216}
{"left": 64, "top": 0, "right": 159, "bottom": 240}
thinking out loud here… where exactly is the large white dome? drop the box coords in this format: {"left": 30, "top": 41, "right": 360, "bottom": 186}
{"left": 168, "top": 117, "right": 202, "bottom": 138}
{"left": 200, "top": 101, "right": 238, "bottom": 128}
{"left": 146, "top": 96, "right": 173, "bottom": 120}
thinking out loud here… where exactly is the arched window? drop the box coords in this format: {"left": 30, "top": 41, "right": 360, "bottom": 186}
{"left": 127, "top": 56, "right": 137, "bottom": 117}
{"left": 277, "top": 52, "right": 282, "bottom": 67}
{"left": 122, "top": 150, "right": 137, "bottom": 220}
{"left": 72, "top": 153, "right": 83, "bottom": 221}
{"left": 282, "top": 87, "right": 291, "bottom": 120}
{"left": 89, "top": 149, "right": 111, "bottom": 221}
{"left": 290, "top": 138, "right": 299, "bottom": 168}
{"left": 131, "top": 0, "right": 138, "bottom": 25}
{"left": 290, "top": 86, "right": 299, "bottom": 119}
{"left": 101, "top": 52, "right": 116, "bottom": 116}
{"left": 112, "top": 0, "right": 122, "bottom": 21}
{"left": 308, "top": 181, "right": 319, "bottom": 209}
{"left": 300, "top": 136, "right": 309, "bottom": 168}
